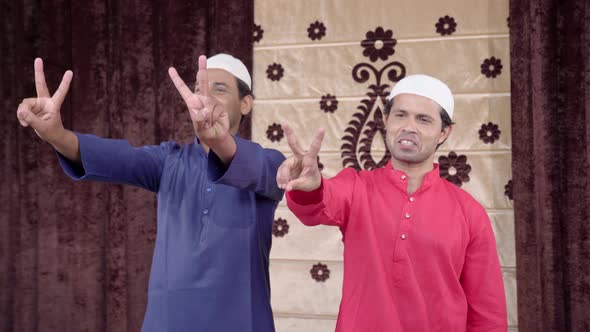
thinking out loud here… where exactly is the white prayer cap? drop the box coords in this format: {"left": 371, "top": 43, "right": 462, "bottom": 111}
{"left": 387, "top": 74, "right": 454, "bottom": 118}
{"left": 207, "top": 53, "right": 252, "bottom": 90}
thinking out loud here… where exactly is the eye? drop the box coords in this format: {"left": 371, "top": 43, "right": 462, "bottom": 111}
{"left": 419, "top": 117, "right": 432, "bottom": 123}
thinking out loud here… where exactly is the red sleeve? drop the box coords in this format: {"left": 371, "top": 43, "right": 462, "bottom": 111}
{"left": 286, "top": 168, "right": 357, "bottom": 232}
{"left": 461, "top": 206, "right": 508, "bottom": 331}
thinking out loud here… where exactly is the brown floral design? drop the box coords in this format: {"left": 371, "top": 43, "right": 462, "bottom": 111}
{"left": 307, "top": 21, "right": 326, "bottom": 41}
{"left": 310, "top": 262, "right": 330, "bottom": 282}
{"left": 342, "top": 60, "right": 406, "bottom": 171}
{"left": 266, "top": 63, "right": 284, "bottom": 81}
{"left": 253, "top": 24, "right": 264, "bottom": 43}
{"left": 435, "top": 15, "right": 457, "bottom": 36}
{"left": 505, "top": 180, "right": 513, "bottom": 200}
{"left": 479, "top": 122, "right": 501, "bottom": 144}
{"left": 481, "top": 57, "right": 503, "bottom": 78}
{"left": 320, "top": 94, "right": 338, "bottom": 113}
{"left": 266, "top": 123, "right": 284, "bottom": 142}
{"left": 272, "top": 218, "right": 289, "bottom": 237}
{"left": 438, "top": 151, "right": 472, "bottom": 187}
{"left": 361, "top": 27, "right": 397, "bottom": 62}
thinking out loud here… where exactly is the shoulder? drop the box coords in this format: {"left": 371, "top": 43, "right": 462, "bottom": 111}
{"left": 440, "top": 180, "right": 490, "bottom": 233}
{"left": 235, "top": 137, "right": 286, "bottom": 163}
{"left": 263, "top": 147, "right": 286, "bottom": 163}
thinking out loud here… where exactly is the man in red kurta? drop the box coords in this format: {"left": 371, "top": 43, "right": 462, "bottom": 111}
{"left": 277, "top": 75, "right": 507, "bottom": 331}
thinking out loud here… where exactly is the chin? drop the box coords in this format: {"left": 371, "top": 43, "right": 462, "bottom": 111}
{"left": 391, "top": 150, "right": 429, "bottom": 164}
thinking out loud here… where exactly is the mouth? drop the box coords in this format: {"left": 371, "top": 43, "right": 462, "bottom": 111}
{"left": 397, "top": 138, "right": 419, "bottom": 148}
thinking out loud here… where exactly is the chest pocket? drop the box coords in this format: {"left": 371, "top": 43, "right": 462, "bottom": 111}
{"left": 211, "top": 185, "right": 254, "bottom": 228}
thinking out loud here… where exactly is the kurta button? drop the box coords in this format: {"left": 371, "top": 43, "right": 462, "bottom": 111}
{"left": 401, "top": 233, "right": 407, "bottom": 240}
{"left": 206, "top": 187, "right": 212, "bottom": 193}
{"left": 401, "top": 175, "right": 407, "bottom": 180}
{"left": 203, "top": 209, "right": 209, "bottom": 215}
{"left": 409, "top": 197, "right": 415, "bottom": 202}
{"left": 405, "top": 213, "right": 411, "bottom": 219}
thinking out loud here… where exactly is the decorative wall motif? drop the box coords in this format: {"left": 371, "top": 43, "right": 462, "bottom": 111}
{"left": 436, "top": 16, "right": 458, "bottom": 36}
{"left": 341, "top": 27, "right": 406, "bottom": 171}
{"left": 310, "top": 263, "right": 330, "bottom": 282}
{"left": 307, "top": 21, "right": 327, "bottom": 41}
{"left": 273, "top": 218, "right": 290, "bottom": 237}
{"left": 438, "top": 152, "right": 472, "bottom": 187}
{"left": 481, "top": 57, "right": 503, "bottom": 78}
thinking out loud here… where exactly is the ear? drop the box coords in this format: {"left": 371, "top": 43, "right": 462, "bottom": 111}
{"left": 240, "top": 95, "right": 253, "bottom": 116}
{"left": 438, "top": 125, "right": 453, "bottom": 145}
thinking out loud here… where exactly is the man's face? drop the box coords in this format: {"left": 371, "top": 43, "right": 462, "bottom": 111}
{"left": 195, "top": 69, "right": 251, "bottom": 133}
{"left": 385, "top": 93, "right": 451, "bottom": 166}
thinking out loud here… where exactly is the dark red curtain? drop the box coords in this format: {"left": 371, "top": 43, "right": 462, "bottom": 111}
{"left": 510, "top": 0, "right": 590, "bottom": 331}
{"left": 0, "top": 1, "right": 253, "bottom": 331}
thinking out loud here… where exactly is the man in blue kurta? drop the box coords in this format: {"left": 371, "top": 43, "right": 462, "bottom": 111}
{"left": 16, "top": 54, "right": 284, "bottom": 332}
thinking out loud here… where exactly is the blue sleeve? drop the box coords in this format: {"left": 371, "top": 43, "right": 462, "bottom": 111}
{"left": 57, "top": 132, "right": 175, "bottom": 192}
{"left": 207, "top": 136, "right": 285, "bottom": 202}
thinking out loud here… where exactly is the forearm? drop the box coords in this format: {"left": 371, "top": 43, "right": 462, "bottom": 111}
{"left": 49, "top": 129, "right": 80, "bottom": 162}
{"left": 463, "top": 213, "right": 508, "bottom": 330}
{"left": 287, "top": 170, "right": 356, "bottom": 228}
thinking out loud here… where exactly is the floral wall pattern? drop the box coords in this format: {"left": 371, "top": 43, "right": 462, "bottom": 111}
{"left": 252, "top": 0, "right": 515, "bottom": 331}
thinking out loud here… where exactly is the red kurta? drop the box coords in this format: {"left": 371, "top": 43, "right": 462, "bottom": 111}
{"left": 287, "top": 162, "right": 507, "bottom": 332}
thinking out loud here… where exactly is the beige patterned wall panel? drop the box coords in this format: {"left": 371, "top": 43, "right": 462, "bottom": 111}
{"left": 270, "top": 261, "right": 343, "bottom": 316}
{"left": 504, "top": 270, "right": 518, "bottom": 327}
{"left": 425, "top": 153, "right": 512, "bottom": 210}
{"left": 444, "top": 95, "right": 512, "bottom": 150}
{"left": 253, "top": 95, "right": 511, "bottom": 153}
{"left": 274, "top": 317, "right": 337, "bottom": 332}
{"left": 255, "top": 0, "right": 514, "bottom": 330}
{"left": 255, "top": 0, "right": 509, "bottom": 45}
{"left": 253, "top": 37, "right": 509, "bottom": 99}
{"left": 271, "top": 207, "right": 344, "bottom": 261}
{"left": 490, "top": 211, "right": 516, "bottom": 268}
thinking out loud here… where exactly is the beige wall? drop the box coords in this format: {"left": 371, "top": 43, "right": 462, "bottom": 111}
{"left": 253, "top": 0, "right": 515, "bottom": 330}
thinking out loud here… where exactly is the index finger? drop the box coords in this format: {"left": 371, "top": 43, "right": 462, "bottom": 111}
{"left": 168, "top": 67, "right": 194, "bottom": 103}
{"left": 282, "top": 123, "right": 305, "bottom": 155}
{"left": 34, "top": 58, "right": 50, "bottom": 98}
{"left": 197, "top": 55, "right": 208, "bottom": 97}
{"left": 52, "top": 70, "right": 73, "bottom": 108}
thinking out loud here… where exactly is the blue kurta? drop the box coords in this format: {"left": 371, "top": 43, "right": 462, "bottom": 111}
{"left": 58, "top": 133, "right": 285, "bottom": 332}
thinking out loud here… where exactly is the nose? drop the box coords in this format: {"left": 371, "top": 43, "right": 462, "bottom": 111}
{"left": 400, "top": 117, "right": 418, "bottom": 133}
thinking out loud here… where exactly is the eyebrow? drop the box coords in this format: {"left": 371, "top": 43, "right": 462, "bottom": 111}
{"left": 417, "top": 114, "right": 434, "bottom": 120}
{"left": 195, "top": 82, "right": 228, "bottom": 92}
{"left": 392, "top": 109, "right": 435, "bottom": 119}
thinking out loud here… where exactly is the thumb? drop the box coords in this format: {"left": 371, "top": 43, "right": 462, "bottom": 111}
{"left": 285, "top": 177, "right": 309, "bottom": 192}
{"left": 285, "top": 175, "right": 321, "bottom": 192}
{"left": 17, "top": 104, "right": 42, "bottom": 128}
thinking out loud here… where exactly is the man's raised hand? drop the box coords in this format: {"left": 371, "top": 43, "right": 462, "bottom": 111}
{"left": 168, "top": 55, "right": 229, "bottom": 145}
{"left": 16, "top": 58, "right": 73, "bottom": 143}
{"left": 276, "top": 124, "right": 325, "bottom": 192}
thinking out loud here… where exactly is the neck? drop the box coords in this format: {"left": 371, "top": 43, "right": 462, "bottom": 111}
{"left": 390, "top": 158, "right": 434, "bottom": 194}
